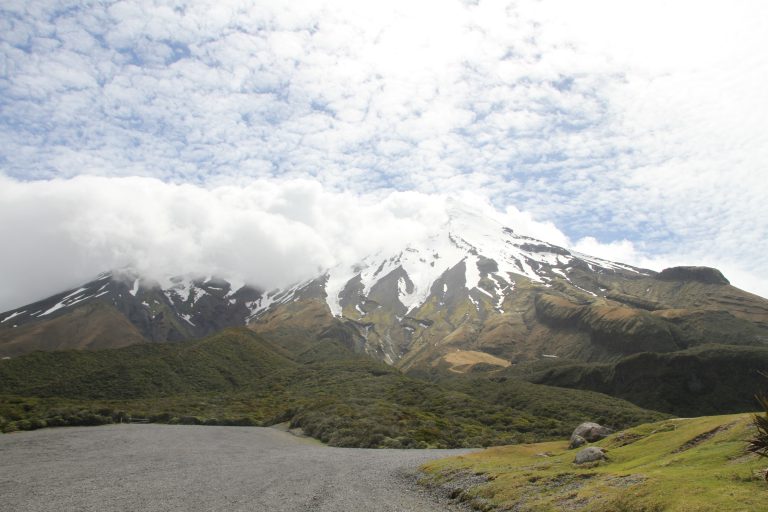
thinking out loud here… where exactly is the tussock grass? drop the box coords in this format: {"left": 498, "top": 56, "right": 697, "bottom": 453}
{"left": 422, "top": 413, "right": 767, "bottom": 511}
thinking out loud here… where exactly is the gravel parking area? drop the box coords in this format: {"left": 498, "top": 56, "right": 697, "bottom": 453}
{"left": 0, "top": 424, "right": 475, "bottom": 512}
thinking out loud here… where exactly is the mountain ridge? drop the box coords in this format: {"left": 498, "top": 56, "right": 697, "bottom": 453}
{"left": 2, "top": 204, "right": 767, "bottom": 374}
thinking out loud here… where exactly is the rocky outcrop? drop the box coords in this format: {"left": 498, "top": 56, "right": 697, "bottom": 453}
{"left": 657, "top": 267, "right": 730, "bottom": 285}
{"left": 517, "top": 243, "right": 571, "bottom": 256}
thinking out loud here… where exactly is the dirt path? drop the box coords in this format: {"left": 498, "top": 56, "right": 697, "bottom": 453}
{"left": 0, "top": 424, "right": 474, "bottom": 512}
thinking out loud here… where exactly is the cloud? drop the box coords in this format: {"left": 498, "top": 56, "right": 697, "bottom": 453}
{"left": 2, "top": 174, "right": 766, "bottom": 313}
{"left": 1, "top": 1, "right": 767, "bottom": 306}
{"left": 0, "top": 175, "right": 451, "bottom": 310}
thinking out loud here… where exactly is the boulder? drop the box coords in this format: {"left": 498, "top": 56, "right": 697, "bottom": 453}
{"left": 574, "top": 446, "right": 607, "bottom": 465}
{"left": 569, "top": 434, "right": 587, "bottom": 450}
{"left": 571, "top": 422, "right": 612, "bottom": 444}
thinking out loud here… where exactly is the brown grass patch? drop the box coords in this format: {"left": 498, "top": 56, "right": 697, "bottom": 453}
{"left": 442, "top": 349, "right": 511, "bottom": 373}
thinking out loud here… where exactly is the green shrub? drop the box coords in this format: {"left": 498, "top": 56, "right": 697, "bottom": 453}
{"left": 29, "top": 418, "right": 47, "bottom": 429}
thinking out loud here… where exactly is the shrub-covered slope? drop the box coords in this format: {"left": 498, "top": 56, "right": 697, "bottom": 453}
{"left": 0, "top": 328, "right": 666, "bottom": 447}
{"left": 526, "top": 344, "right": 768, "bottom": 416}
{"left": 0, "top": 328, "right": 297, "bottom": 399}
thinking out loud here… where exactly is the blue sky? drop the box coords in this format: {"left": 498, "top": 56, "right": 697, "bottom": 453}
{"left": 1, "top": 0, "right": 767, "bottom": 310}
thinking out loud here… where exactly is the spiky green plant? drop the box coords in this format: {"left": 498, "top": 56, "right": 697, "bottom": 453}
{"left": 747, "top": 394, "right": 768, "bottom": 459}
{"left": 746, "top": 383, "right": 768, "bottom": 484}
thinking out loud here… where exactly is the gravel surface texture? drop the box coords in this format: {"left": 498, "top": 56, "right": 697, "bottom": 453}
{"left": 0, "top": 424, "right": 476, "bottom": 512}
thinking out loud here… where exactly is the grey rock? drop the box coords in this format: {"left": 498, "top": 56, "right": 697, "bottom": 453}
{"left": 569, "top": 434, "right": 587, "bottom": 449}
{"left": 571, "top": 422, "right": 612, "bottom": 443}
{"left": 574, "top": 446, "right": 607, "bottom": 465}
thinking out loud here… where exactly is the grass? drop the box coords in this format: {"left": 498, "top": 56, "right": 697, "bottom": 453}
{"left": 421, "top": 413, "right": 767, "bottom": 511}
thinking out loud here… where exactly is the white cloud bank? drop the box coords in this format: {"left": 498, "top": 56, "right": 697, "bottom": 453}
{"left": 0, "top": 175, "right": 447, "bottom": 310}
{"left": 1, "top": 175, "right": 766, "bottom": 312}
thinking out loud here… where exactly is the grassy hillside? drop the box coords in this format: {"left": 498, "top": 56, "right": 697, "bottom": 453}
{"left": 0, "top": 302, "right": 148, "bottom": 357}
{"left": 421, "top": 413, "right": 767, "bottom": 511}
{"left": 0, "top": 328, "right": 666, "bottom": 448}
{"left": 526, "top": 344, "right": 768, "bottom": 416}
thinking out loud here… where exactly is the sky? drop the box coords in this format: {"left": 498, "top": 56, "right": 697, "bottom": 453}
{"left": 1, "top": 0, "right": 767, "bottom": 311}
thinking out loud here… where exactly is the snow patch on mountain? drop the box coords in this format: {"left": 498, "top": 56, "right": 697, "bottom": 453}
{"left": 38, "top": 286, "right": 97, "bottom": 316}
{"left": 1, "top": 310, "right": 25, "bottom": 323}
{"left": 246, "top": 282, "right": 304, "bottom": 319}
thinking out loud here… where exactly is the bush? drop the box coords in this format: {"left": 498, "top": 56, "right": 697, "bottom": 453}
{"left": 47, "top": 416, "right": 66, "bottom": 427}
{"left": 223, "top": 416, "right": 258, "bottom": 426}
{"left": 149, "top": 412, "right": 172, "bottom": 423}
{"left": 29, "top": 418, "right": 47, "bottom": 429}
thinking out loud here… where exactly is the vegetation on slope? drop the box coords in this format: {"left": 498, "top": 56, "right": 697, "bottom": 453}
{"left": 526, "top": 344, "right": 768, "bottom": 416}
{"left": 0, "top": 328, "right": 297, "bottom": 398}
{"left": 439, "top": 376, "right": 669, "bottom": 438}
{"left": 0, "top": 328, "right": 665, "bottom": 448}
{"left": 421, "top": 413, "right": 767, "bottom": 511}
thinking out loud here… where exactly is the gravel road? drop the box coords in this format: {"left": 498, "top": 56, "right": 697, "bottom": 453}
{"left": 0, "top": 424, "right": 475, "bottom": 512}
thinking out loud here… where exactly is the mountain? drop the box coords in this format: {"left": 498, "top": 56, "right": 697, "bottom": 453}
{"left": 248, "top": 200, "right": 768, "bottom": 374}
{"left": 3, "top": 199, "right": 768, "bottom": 374}
{"left": 0, "top": 270, "right": 262, "bottom": 357}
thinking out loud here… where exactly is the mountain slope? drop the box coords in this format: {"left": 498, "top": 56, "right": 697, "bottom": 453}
{"left": 0, "top": 301, "right": 147, "bottom": 357}
{"left": 525, "top": 344, "right": 768, "bottom": 416}
{"left": 0, "top": 328, "right": 296, "bottom": 399}
{"left": 0, "top": 271, "right": 263, "bottom": 357}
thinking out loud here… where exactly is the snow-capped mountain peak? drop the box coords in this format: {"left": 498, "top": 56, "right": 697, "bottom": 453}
{"left": 314, "top": 203, "right": 648, "bottom": 319}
